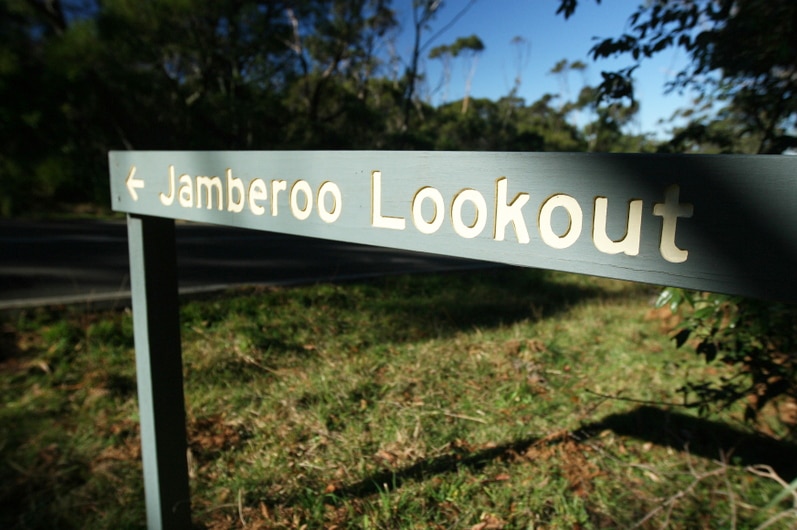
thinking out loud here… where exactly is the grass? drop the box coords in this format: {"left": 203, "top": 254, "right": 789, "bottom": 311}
{"left": 1, "top": 268, "right": 796, "bottom": 529}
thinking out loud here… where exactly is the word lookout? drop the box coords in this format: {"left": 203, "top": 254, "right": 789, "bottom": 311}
{"left": 157, "top": 165, "right": 693, "bottom": 263}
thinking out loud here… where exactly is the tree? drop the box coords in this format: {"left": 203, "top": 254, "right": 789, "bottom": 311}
{"left": 419, "top": 93, "right": 584, "bottom": 152}
{"left": 0, "top": 0, "right": 406, "bottom": 215}
{"left": 558, "top": 0, "right": 797, "bottom": 426}
{"left": 399, "top": 0, "right": 478, "bottom": 134}
{"left": 449, "top": 34, "right": 484, "bottom": 114}
{"left": 557, "top": 0, "right": 797, "bottom": 154}
{"left": 428, "top": 42, "right": 453, "bottom": 103}
{"left": 401, "top": 0, "right": 443, "bottom": 132}
{"left": 428, "top": 33, "right": 485, "bottom": 113}
{"left": 567, "top": 85, "right": 652, "bottom": 153}
{"left": 549, "top": 58, "right": 586, "bottom": 105}
{"left": 508, "top": 36, "right": 531, "bottom": 97}
{"left": 0, "top": 0, "right": 111, "bottom": 213}
{"left": 661, "top": 97, "right": 767, "bottom": 154}
{"left": 281, "top": 0, "right": 397, "bottom": 147}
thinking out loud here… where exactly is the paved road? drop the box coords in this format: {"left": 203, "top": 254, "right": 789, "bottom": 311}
{"left": 0, "top": 219, "right": 487, "bottom": 310}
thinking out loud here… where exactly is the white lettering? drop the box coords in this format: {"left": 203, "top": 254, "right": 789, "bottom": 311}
{"left": 494, "top": 177, "right": 530, "bottom": 244}
{"left": 290, "top": 180, "right": 313, "bottom": 220}
{"left": 226, "top": 169, "right": 245, "bottom": 213}
{"left": 653, "top": 184, "right": 693, "bottom": 263}
{"left": 160, "top": 165, "right": 176, "bottom": 206}
{"left": 178, "top": 174, "right": 193, "bottom": 208}
{"left": 317, "top": 181, "right": 342, "bottom": 223}
{"left": 539, "top": 194, "right": 582, "bottom": 249}
{"left": 412, "top": 186, "right": 445, "bottom": 234}
{"left": 593, "top": 197, "right": 643, "bottom": 256}
{"left": 271, "top": 180, "right": 287, "bottom": 216}
{"left": 248, "top": 178, "right": 268, "bottom": 215}
{"left": 152, "top": 169, "right": 693, "bottom": 267}
{"left": 371, "top": 170, "right": 406, "bottom": 230}
{"left": 196, "top": 175, "right": 223, "bottom": 210}
{"left": 451, "top": 189, "right": 487, "bottom": 239}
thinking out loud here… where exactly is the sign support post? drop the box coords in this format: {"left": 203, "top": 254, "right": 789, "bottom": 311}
{"left": 127, "top": 214, "right": 192, "bottom": 529}
{"left": 111, "top": 151, "right": 797, "bottom": 527}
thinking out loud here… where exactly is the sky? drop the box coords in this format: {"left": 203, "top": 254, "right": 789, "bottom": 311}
{"left": 392, "top": 0, "right": 697, "bottom": 139}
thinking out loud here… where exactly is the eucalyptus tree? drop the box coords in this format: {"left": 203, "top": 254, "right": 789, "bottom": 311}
{"left": 449, "top": 34, "right": 484, "bottom": 114}
{"left": 428, "top": 33, "right": 484, "bottom": 112}
{"left": 428, "top": 42, "right": 453, "bottom": 103}
{"left": 399, "top": 0, "right": 478, "bottom": 134}
{"left": 281, "top": 0, "right": 398, "bottom": 147}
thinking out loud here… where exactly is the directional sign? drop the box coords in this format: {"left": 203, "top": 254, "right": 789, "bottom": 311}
{"left": 109, "top": 150, "right": 796, "bottom": 529}
{"left": 110, "top": 151, "right": 797, "bottom": 301}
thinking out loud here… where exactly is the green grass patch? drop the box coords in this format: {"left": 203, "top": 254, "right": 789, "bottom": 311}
{"left": 2, "top": 268, "right": 795, "bottom": 528}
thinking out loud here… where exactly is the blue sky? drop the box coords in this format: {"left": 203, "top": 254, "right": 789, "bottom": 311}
{"left": 392, "top": 0, "right": 696, "bottom": 138}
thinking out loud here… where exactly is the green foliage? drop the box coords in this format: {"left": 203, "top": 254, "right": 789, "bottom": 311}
{"left": 4, "top": 0, "right": 791, "bottom": 215}
{"left": 2, "top": 0, "right": 670, "bottom": 217}
{"left": 556, "top": 0, "right": 601, "bottom": 21}
{"left": 657, "top": 288, "right": 797, "bottom": 429}
{"left": 560, "top": 0, "right": 797, "bottom": 446}
{"left": 448, "top": 34, "right": 484, "bottom": 55}
{"left": 563, "top": 0, "right": 797, "bottom": 154}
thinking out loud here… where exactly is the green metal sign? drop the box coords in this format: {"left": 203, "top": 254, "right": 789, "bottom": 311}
{"left": 109, "top": 151, "right": 797, "bottom": 529}
{"left": 111, "top": 151, "right": 797, "bottom": 300}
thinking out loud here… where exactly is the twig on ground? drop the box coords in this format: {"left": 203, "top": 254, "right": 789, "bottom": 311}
{"left": 746, "top": 464, "right": 797, "bottom": 530}
{"left": 238, "top": 488, "right": 246, "bottom": 527}
{"left": 440, "top": 411, "right": 488, "bottom": 424}
{"left": 385, "top": 401, "right": 488, "bottom": 424}
{"left": 632, "top": 453, "right": 726, "bottom": 529}
{"left": 719, "top": 450, "right": 737, "bottom": 530}
{"left": 747, "top": 465, "right": 797, "bottom": 509}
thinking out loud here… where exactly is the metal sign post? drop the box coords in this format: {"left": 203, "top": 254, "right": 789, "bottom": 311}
{"left": 110, "top": 151, "right": 797, "bottom": 527}
{"left": 126, "top": 214, "right": 191, "bottom": 529}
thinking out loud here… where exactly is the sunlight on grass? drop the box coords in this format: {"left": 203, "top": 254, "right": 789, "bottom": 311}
{"left": 2, "top": 269, "right": 795, "bottom": 528}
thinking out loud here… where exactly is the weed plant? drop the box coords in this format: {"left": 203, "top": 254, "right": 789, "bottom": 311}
{"left": 2, "top": 269, "right": 795, "bottom": 528}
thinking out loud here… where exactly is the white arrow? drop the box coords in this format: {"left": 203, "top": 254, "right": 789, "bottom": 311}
{"left": 125, "top": 165, "right": 144, "bottom": 201}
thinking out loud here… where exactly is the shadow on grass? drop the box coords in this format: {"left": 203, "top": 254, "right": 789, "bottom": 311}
{"left": 332, "top": 268, "right": 628, "bottom": 346}
{"left": 0, "top": 267, "right": 642, "bottom": 525}
{"left": 592, "top": 405, "right": 797, "bottom": 480}
{"left": 191, "top": 267, "right": 655, "bottom": 366}
{"left": 318, "top": 406, "right": 797, "bottom": 504}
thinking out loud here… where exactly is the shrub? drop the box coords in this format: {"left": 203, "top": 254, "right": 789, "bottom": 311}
{"left": 657, "top": 288, "right": 797, "bottom": 430}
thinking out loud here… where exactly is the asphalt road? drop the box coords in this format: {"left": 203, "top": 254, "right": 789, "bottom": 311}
{"left": 0, "top": 219, "right": 488, "bottom": 310}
